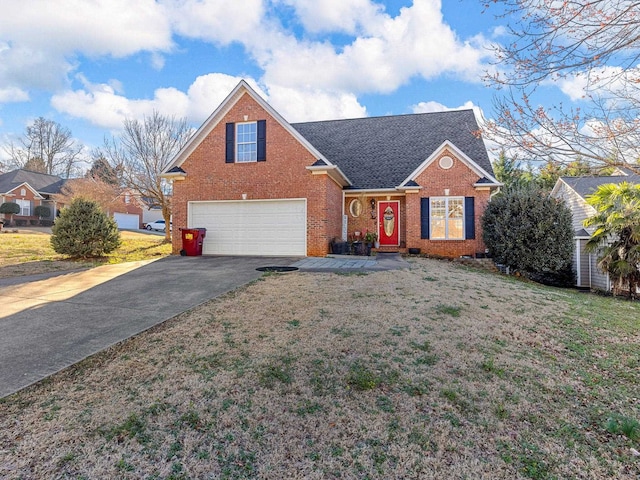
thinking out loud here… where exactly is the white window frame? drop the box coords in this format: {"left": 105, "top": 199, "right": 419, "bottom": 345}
{"left": 430, "top": 196, "right": 464, "bottom": 240}
{"left": 15, "top": 199, "right": 31, "bottom": 216}
{"left": 236, "top": 121, "right": 257, "bottom": 163}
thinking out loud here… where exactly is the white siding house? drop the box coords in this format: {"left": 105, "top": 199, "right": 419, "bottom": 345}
{"left": 551, "top": 170, "right": 639, "bottom": 292}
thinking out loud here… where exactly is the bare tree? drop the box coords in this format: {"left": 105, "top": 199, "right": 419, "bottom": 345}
{"left": 99, "top": 111, "right": 192, "bottom": 241}
{"left": 483, "top": 1, "right": 640, "bottom": 174}
{"left": 3, "top": 117, "right": 84, "bottom": 177}
{"left": 55, "top": 177, "right": 122, "bottom": 214}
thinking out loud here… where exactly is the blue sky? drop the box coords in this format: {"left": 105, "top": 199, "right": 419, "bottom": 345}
{"left": 0, "top": 0, "right": 572, "bottom": 167}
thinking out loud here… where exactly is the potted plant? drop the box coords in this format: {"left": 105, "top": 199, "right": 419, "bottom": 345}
{"left": 363, "top": 230, "right": 378, "bottom": 255}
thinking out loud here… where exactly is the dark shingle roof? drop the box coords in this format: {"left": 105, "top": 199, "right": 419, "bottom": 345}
{"left": 0, "top": 169, "right": 65, "bottom": 195}
{"left": 292, "top": 110, "right": 493, "bottom": 189}
{"left": 561, "top": 173, "right": 640, "bottom": 198}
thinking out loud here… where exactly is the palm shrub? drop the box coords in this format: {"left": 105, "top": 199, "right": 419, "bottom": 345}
{"left": 51, "top": 198, "right": 121, "bottom": 258}
{"left": 481, "top": 184, "right": 574, "bottom": 285}
{"left": 584, "top": 182, "right": 640, "bottom": 299}
{"left": 0, "top": 202, "right": 21, "bottom": 227}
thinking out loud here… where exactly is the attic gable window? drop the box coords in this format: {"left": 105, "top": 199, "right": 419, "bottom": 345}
{"left": 236, "top": 122, "right": 257, "bottom": 162}
{"left": 226, "top": 120, "right": 266, "bottom": 163}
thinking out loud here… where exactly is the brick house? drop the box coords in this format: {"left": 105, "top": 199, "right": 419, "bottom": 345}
{"left": 0, "top": 169, "right": 64, "bottom": 226}
{"left": 162, "top": 80, "right": 501, "bottom": 257}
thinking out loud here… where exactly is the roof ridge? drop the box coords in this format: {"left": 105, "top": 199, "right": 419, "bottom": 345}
{"left": 291, "top": 109, "right": 475, "bottom": 126}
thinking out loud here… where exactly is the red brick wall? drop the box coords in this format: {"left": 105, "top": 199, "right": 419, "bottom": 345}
{"left": 406, "top": 149, "right": 491, "bottom": 258}
{"left": 345, "top": 195, "right": 405, "bottom": 245}
{"left": 171, "top": 92, "right": 342, "bottom": 256}
{"left": 5, "top": 186, "right": 42, "bottom": 222}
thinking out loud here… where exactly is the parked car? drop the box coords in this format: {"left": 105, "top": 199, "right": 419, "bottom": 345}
{"left": 145, "top": 219, "right": 172, "bottom": 232}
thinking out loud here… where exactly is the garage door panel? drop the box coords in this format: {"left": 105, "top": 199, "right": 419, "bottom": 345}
{"left": 189, "top": 200, "right": 306, "bottom": 256}
{"left": 113, "top": 212, "right": 140, "bottom": 230}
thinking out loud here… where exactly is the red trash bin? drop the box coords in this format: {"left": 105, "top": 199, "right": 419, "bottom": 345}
{"left": 180, "top": 228, "right": 207, "bottom": 256}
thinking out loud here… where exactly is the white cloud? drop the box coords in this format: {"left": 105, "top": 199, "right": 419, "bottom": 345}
{"left": 555, "top": 65, "right": 640, "bottom": 102}
{"left": 185, "top": 74, "right": 266, "bottom": 121}
{"left": 0, "top": 0, "right": 172, "bottom": 103}
{"left": 257, "top": 0, "right": 491, "bottom": 94}
{"left": 0, "top": 87, "right": 29, "bottom": 103}
{"left": 51, "top": 79, "right": 190, "bottom": 130}
{"left": 51, "top": 72, "right": 365, "bottom": 128}
{"left": 277, "top": 0, "right": 386, "bottom": 34}
{"left": 411, "top": 100, "right": 450, "bottom": 113}
{"left": 412, "top": 99, "right": 486, "bottom": 131}
{"left": 267, "top": 85, "right": 367, "bottom": 122}
{"left": 0, "top": 0, "right": 172, "bottom": 57}
{"left": 164, "top": 0, "right": 265, "bottom": 45}
{"left": 51, "top": 74, "right": 268, "bottom": 129}
{"left": 2, "top": 0, "right": 495, "bottom": 146}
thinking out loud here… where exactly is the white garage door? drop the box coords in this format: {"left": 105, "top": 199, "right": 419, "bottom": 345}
{"left": 189, "top": 199, "right": 307, "bottom": 256}
{"left": 113, "top": 212, "right": 140, "bottom": 230}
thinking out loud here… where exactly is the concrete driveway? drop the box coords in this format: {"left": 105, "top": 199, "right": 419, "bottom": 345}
{"left": 0, "top": 256, "right": 296, "bottom": 398}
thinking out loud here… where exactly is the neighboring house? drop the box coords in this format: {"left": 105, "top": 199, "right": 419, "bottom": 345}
{"left": 137, "top": 196, "right": 166, "bottom": 226}
{"left": 551, "top": 168, "right": 640, "bottom": 291}
{"left": 0, "top": 169, "right": 64, "bottom": 225}
{"left": 162, "top": 81, "right": 501, "bottom": 257}
{"left": 112, "top": 189, "right": 145, "bottom": 230}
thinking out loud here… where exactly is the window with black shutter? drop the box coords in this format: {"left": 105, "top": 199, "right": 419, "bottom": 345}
{"left": 225, "top": 120, "right": 267, "bottom": 163}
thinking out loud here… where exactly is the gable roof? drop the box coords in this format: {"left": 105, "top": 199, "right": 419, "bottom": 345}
{"left": 555, "top": 173, "right": 640, "bottom": 199}
{"left": 0, "top": 169, "right": 65, "bottom": 195}
{"left": 292, "top": 110, "right": 495, "bottom": 190}
{"left": 162, "top": 80, "right": 349, "bottom": 185}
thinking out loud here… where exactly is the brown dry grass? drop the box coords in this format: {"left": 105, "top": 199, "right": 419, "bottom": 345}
{"left": 0, "top": 258, "right": 638, "bottom": 479}
{"left": 0, "top": 229, "right": 170, "bottom": 278}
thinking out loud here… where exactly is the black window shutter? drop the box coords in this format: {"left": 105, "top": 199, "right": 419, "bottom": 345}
{"left": 225, "top": 122, "right": 235, "bottom": 163}
{"left": 420, "top": 197, "right": 430, "bottom": 239}
{"left": 464, "top": 197, "right": 475, "bottom": 239}
{"left": 257, "top": 120, "right": 266, "bottom": 162}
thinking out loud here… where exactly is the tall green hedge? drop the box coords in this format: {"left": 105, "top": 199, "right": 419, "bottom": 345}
{"left": 481, "top": 185, "right": 574, "bottom": 284}
{"left": 51, "top": 198, "right": 121, "bottom": 258}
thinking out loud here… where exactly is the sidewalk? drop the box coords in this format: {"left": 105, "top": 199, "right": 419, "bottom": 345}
{"left": 292, "top": 252, "right": 408, "bottom": 271}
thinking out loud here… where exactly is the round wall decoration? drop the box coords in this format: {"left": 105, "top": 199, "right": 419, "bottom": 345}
{"left": 439, "top": 156, "right": 454, "bottom": 170}
{"left": 349, "top": 199, "right": 363, "bottom": 217}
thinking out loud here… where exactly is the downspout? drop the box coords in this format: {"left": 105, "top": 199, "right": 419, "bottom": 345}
{"left": 575, "top": 239, "right": 581, "bottom": 287}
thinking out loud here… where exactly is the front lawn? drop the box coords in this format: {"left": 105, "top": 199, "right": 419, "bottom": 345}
{"left": 0, "top": 229, "right": 171, "bottom": 278}
{"left": 0, "top": 258, "right": 638, "bottom": 479}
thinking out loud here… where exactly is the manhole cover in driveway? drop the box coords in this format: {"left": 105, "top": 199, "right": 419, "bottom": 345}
{"left": 256, "top": 266, "right": 299, "bottom": 272}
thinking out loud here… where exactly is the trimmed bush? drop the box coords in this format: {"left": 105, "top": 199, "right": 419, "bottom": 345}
{"left": 481, "top": 185, "right": 574, "bottom": 285}
{"left": 51, "top": 198, "right": 121, "bottom": 258}
{"left": 0, "top": 202, "right": 20, "bottom": 215}
{"left": 0, "top": 202, "right": 20, "bottom": 226}
{"left": 34, "top": 205, "right": 51, "bottom": 219}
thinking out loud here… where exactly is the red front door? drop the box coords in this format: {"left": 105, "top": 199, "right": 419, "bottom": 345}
{"left": 378, "top": 201, "right": 399, "bottom": 246}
